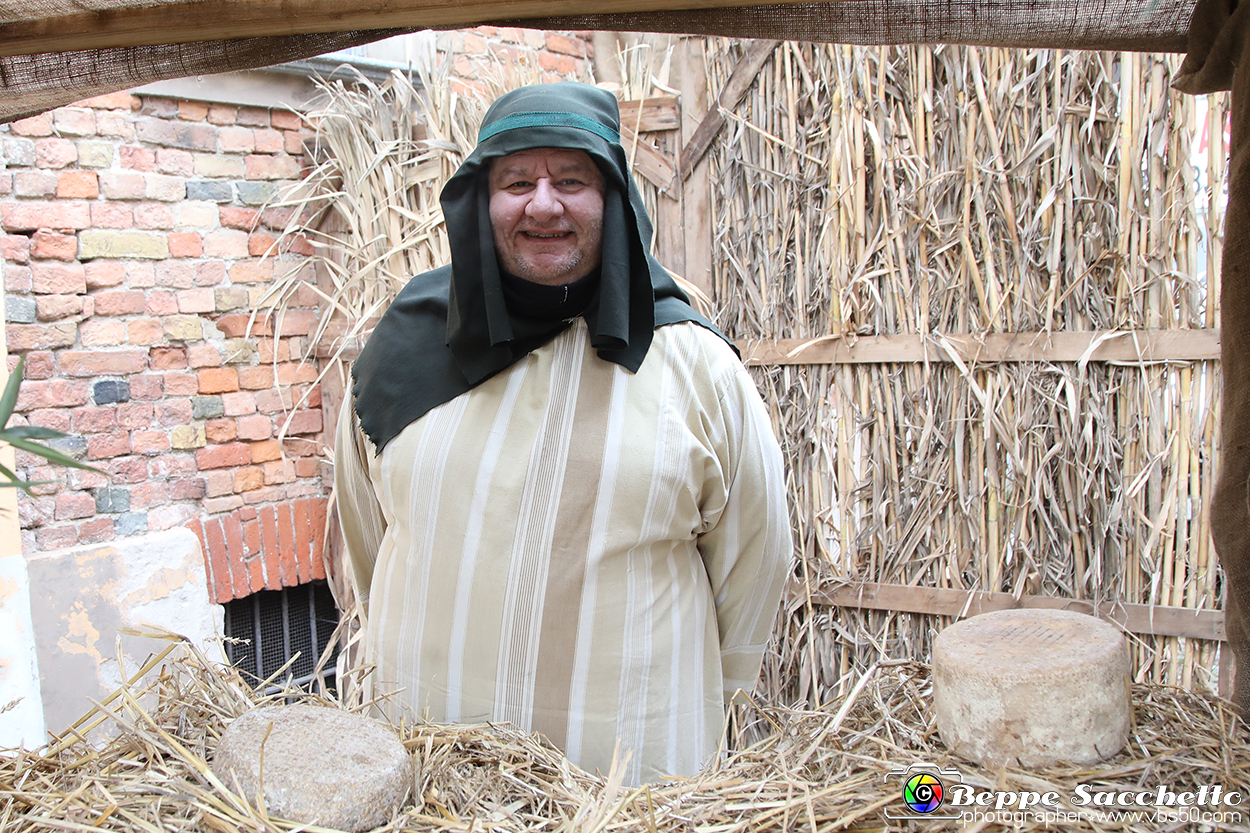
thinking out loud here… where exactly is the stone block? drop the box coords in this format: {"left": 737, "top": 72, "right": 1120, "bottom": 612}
{"left": 212, "top": 704, "right": 411, "bottom": 832}
{"left": 94, "top": 379, "right": 131, "bottom": 404}
{"left": 77, "top": 141, "right": 114, "bottom": 169}
{"left": 171, "top": 424, "right": 208, "bottom": 450}
{"left": 6, "top": 296, "right": 36, "bottom": 324}
{"left": 186, "top": 180, "right": 232, "bottom": 203}
{"left": 95, "top": 487, "right": 131, "bottom": 514}
{"left": 191, "top": 395, "right": 225, "bottom": 420}
{"left": 234, "top": 180, "right": 277, "bottom": 206}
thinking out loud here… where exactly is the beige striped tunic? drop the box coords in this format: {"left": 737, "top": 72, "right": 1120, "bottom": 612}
{"left": 336, "top": 319, "right": 791, "bottom": 784}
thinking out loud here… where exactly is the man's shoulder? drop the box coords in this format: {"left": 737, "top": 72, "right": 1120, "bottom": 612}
{"left": 392, "top": 265, "right": 454, "bottom": 305}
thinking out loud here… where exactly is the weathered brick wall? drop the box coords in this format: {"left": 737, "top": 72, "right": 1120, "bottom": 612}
{"left": 0, "top": 33, "right": 594, "bottom": 606}
{"left": 436, "top": 27, "right": 594, "bottom": 94}
{"left": 0, "top": 92, "right": 327, "bottom": 603}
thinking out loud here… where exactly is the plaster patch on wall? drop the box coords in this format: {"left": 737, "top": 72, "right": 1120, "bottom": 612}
{"left": 25, "top": 529, "right": 225, "bottom": 739}
{"left": 0, "top": 553, "right": 46, "bottom": 749}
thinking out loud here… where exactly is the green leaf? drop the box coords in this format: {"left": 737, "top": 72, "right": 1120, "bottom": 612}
{"left": 2, "top": 436, "right": 104, "bottom": 474}
{"left": 0, "top": 356, "right": 23, "bottom": 428}
{"left": 0, "top": 425, "right": 68, "bottom": 441}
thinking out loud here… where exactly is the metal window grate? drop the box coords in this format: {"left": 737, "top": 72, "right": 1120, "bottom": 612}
{"left": 223, "top": 580, "right": 340, "bottom": 691}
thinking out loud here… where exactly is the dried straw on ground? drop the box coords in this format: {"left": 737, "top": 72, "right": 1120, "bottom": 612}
{"left": 3, "top": 637, "right": 1247, "bottom": 832}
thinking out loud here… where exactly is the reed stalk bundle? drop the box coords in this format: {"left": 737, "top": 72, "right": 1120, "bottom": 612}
{"left": 3, "top": 639, "right": 1245, "bottom": 832}
{"left": 698, "top": 41, "right": 1230, "bottom": 703}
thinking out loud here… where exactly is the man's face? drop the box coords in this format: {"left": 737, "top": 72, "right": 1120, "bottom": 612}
{"left": 488, "top": 147, "right": 605, "bottom": 286}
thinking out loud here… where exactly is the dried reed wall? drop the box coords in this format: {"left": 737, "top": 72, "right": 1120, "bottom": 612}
{"left": 695, "top": 41, "right": 1229, "bottom": 702}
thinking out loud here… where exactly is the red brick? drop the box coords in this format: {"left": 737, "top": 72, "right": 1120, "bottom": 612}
{"left": 22, "top": 353, "right": 55, "bottom": 381}
{"left": 31, "top": 262, "right": 86, "bottom": 294}
{"left": 293, "top": 498, "right": 313, "bottom": 584}
{"left": 176, "top": 288, "right": 214, "bottom": 314}
{"left": 219, "top": 126, "right": 255, "bottom": 153}
{"left": 114, "top": 402, "right": 153, "bottom": 429}
{"left": 248, "top": 232, "right": 277, "bottom": 256}
{"left": 132, "top": 430, "right": 170, "bottom": 454}
{"left": 198, "top": 367, "right": 239, "bottom": 394}
{"left": 179, "top": 100, "right": 210, "bottom": 122}
{"left": 170, "top": 478, "right": 207, "bottom": 500}
{"left": 72, "top": 407, "right": 117, "bottom": 433}
{"left": 134, "top": 202, "right": 175, "bottom": 229}
{"left": 127, "top": 262, "right": 154, "bottom": 288}
{"left": 214, "top": 314, "right": 270, "bottom": 338}
{"left": 156, "top": 261, "right": 195, "bottom": 289}
{"left": 254, "top": 388, "right": 291, "bottom": 414}
{"left": 108, "top": 455, "right": 149, "bottom": 483}
{"left": 30, "top": 230, "right": 77, "bottom": 261}
{"left": 150, "top": 347, "right": 187, "bottom": 370}
{"left": 275, "top": 361, "right": 318, "bottom": 384}
{"left": 98, "top": 171, "right": 146, "bottom": 200}
{"left": 196, "top": 443, "right": 251, "bottom": 470}
{"left": 2, "top": 233, "right": 31, "bottom": 263}
{"left": 221, "top": 391, "right": 257, "bottom": 416}
{"left": 59, "top": 350, "right": 147, "bottom": 376}
{"left": 84, "top": 261, "right": 126, "bottom": 289}
{"left": 11, "top": 114, "right": 53, "bottom": 136}
{"left": 236, "top": 107, "right": 270, "bottom": 127}
{"left": 286, "top": 233, "right": 314, "bottom": 257}
{"left": 157, "top": 400, "right": 194, "bottom": 427}
{"left": 56, "top": 171, "right": 98, "bottom": 199}
{"left": 203, "top": 228, "right": 249, "bottom": 256}
{"left": 206, "top": 419, "right": 237, "bottom": 444}
{"left": 15, "top": 378, "right": 90, "bottom": 410}
{"left": 156, "top": 148, "right": 194, "bottom": 176}
{"left": 8, "top": 322, "right": 77, "bottom": 352}
{"left": 270, "top": 110, "right": 304, "bottom": 131}
{"left": 260, "top": 206, "right": 296, "bottom": 230}
{"left": 207, "top": 104, "right": 238, "bottom": 125}
{"left": 237, "top": 414, "right": 272, "bottom": 441}
{"left": 286, "top": 409, "right": 323, "bottom": 435}
{"left": 186, "top": 343, "right": 221, "bottom": 368}
{"left": 145, "top": 289, "right": 178, "bottom": 316}
{"left": 250, "top": 439, "right": 281, "bottom": 463}
{"left": 263, "top": 459, "right": 293, "bottom": 485}
{"left": 14, "top": 171, "right": 57, "bottom": 198}
{"left": 284, "top": 131, "right": 306, "bottom": 155}
{"left": 35, "top": 138, "right": 77, "bottom": 169}
{"left": 294, "top": 458, "right": 319, "bottom": 478}
{"left": 168, "top": 232, "right": 202, "bottom": 257}
{"left": 234, "top": 466, "right": 263, "bottom": 492}
{"left": 92, "top": 289, "right": 145, "bottom": 316}
{"left": 54, "top": 492, "right": 96, "bottom": 520}
{"left": 253, "top": 129, "right": 284, "bottom": 154}
{"left": 87, "top": 431, "right": 131, "bottom": 459}
{"left": 36, "top": 295, "right": 84, "bottom": 321}
{"left": 277, "top": 502, "right": 298, "bottom": 586}
{"left": 120, "top": 146, "right": 155, "bottom": 171}
{"left": 236, "top": 366, "right": 274, "bottom": 390}
{"left": 5, "top": 265, "right": 32, "bottom": 292}
{"left": 196, "top": 262, "right": 227, "bottom": 288}
{"left": 36, "top": 525, "right": 79, "bottom": 550}
{"left": 90, "top": 202, "right": 133, "bottom": 229}
{"left": 260, "top": 506, "right": 282, "bottom": 590}
{"left": 128, "top": 318, "right": 164, "bottom": 346}
{"left": 76, "top": 91, "right": 141, "bottom": 111}
{"left": 202, "top": 518, "right": 235, "bottom": 603}
{"left": 161, "top": 372, "right": 196, "bottom": 396}
{"left": 78, "top": 517, "right": 114, "bottom": 544}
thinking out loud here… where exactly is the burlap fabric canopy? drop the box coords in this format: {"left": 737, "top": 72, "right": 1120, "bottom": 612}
{"left": 8, "top": 0, "right": 1250, "bottom": 714}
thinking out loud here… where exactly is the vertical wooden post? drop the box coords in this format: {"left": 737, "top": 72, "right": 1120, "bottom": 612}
{"left": 679, "top": 36, "right": 715, "bottom": 303}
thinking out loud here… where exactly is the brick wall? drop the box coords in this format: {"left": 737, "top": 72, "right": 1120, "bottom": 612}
{"left": 0, "top": 92, "right": 326, "bottom": 603}
{"left": 0, "top": 32, "right": 594, "bottom": 606}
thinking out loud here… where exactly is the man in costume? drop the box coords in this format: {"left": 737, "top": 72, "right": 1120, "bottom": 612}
{"left": 336, "top": 81, "right": 791, "bottom": 785}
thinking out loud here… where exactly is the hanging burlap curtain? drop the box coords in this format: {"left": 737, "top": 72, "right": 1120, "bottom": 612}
{"left": 1, "top": 0, "right": 1195, "bottom": 122}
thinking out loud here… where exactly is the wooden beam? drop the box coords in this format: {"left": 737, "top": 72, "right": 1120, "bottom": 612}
{"left": 0, "top": 2, "right": 796, "bottom": 57}
{"left": 618, "top": 97, "right": 679, "bottom": 133}
{"left": 738, "top": 329, "right": 1222, "bottom": 366}
{"left": 620, "top": 123, "right": 676, "bottom": 192}
{"left": 795, "top": 580, "right": 1226, "bottom": 642}
{"left": 679, "top": 38, "right": 780, "bottom": 181}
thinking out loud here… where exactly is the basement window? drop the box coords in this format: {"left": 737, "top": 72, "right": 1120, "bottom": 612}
{"left": 223, "top": 580, "right": 340, "bottom": 692}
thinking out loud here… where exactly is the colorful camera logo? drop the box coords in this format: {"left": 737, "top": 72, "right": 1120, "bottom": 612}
{"left": 884, "top": 764, "right": 963, "bottom": 820}
{"left": 904, "top": 771, "right": 945, "bottom": 813}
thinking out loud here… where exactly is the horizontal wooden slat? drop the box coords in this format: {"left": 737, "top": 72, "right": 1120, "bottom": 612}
{"left": 620, "top": 123, "right": 676, "bottom": 191}
{"left": 793, "top": 580, "right": 1226, "bottom": 641}
{"left": 618, "top": 97, "right": 680, "bottom": 133}
{"left": 739, "top": 329, "right": 1221, "bottom": 365}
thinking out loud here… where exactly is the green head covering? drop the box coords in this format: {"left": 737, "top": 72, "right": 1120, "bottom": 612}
{"left": 352, "top": 81, "right": 728, "bottom": 451}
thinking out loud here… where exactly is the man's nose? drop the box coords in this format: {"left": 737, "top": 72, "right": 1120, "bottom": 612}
{"left": 525, "top": 179, "right": 564, "bottom": 219}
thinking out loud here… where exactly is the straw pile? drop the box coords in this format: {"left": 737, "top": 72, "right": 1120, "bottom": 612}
{"left": 692, "top": 41, "right": 1231, "bottom": 703}
{"left": 3, "top": 637, "right": 1247, "bottom": 832}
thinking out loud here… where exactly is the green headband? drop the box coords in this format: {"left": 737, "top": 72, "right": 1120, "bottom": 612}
{"left": 477, "top": 111, "right": 620, "bottom": 144}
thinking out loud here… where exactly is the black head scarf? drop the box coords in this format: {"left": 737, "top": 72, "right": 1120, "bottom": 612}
{"left": 352, "top": 81, "right": 729, "bottom": 452}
